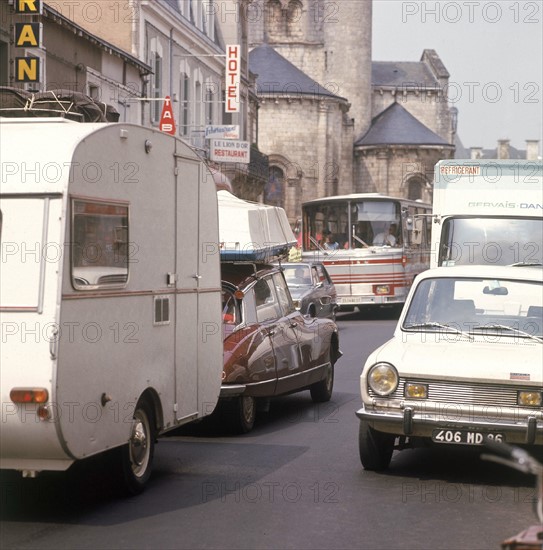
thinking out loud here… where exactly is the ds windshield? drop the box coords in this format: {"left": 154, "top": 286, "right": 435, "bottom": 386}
{"left": 439, "top": 217, "right": 543, "bottom": 266}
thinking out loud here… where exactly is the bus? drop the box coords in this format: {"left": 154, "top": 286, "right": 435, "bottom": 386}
{"left": 300, "top": 194, "right": 432, "bottom": 310}
{"left": 431, "top": 160, "right": 543, "bottom": 267}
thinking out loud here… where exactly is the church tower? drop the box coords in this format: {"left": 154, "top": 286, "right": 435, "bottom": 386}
{"left": 322, "top": 0, "right": 372, "bottom": 138}
{"left": 248, "top": 0, "right": 373, "bottom": 138}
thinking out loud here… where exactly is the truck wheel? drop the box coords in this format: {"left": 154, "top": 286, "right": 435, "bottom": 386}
{"left": 310, "top": 360, "right": 334, "bottom": 403}
{"left": 121, "top": 400, "right": 155, "bottom": 495}
{"left": 235, "top": 396, "right": 256, "bottom": 434}
{"left": 358, "top": 420, "right": 394, "bottom": 470}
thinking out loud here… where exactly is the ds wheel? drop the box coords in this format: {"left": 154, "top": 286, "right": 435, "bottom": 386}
{"left": 121, "top": 400, "right": 155, "bottom": 495}
{"left": 310, "top": 359, "right": 334, "bottom": 403}
{"left": 235, "top": 396, "right": 256, "bottom": 434}
{"left": 358, "top": 420, "right": 395, "bottom": 471}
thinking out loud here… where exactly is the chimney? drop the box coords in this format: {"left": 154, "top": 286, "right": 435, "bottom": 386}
{"left": 526, "top": 140, "right": 540, "bottom": 160}
{"left": 497, "top": 139, "right": 510, "bottom": 159}
{"left": 470, "top": 147, "right": 483, "bottom": 159}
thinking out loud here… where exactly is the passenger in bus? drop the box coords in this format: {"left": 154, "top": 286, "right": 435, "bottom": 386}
{"left": 323, "top": 231, "right": 339, "bottom": 250}
{"left": 373, "top": 223, "right": 398, "bottom": 246}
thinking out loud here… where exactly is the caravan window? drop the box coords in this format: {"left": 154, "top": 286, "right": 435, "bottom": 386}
{"left": 71, "top": 200, "right": 129, "bottom": 289}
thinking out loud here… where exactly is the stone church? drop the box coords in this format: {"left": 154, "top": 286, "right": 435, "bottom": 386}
{"left": 247, "top": 0, "right": 455, "bottom": 223}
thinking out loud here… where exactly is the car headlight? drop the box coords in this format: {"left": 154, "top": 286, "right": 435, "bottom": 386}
{"left": 518, "top": 391, "right": 542, "bottom": 407}
{"left": 367, "top": 363, "right": 399, "bottom": 396}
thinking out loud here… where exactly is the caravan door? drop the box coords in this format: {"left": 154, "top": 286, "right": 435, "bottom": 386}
{"left": 174, "top": 153, "right": 222, "bottom": 423}
{"left": 174, "top": 156, "right": 200, "bottom": 422}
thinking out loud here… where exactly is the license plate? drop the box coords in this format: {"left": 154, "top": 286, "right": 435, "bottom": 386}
{"left": 431, "top": 429, "right": 504, "bottom": 445}
{"left": 338, "top": 297, "right": 361, "bottom": 304}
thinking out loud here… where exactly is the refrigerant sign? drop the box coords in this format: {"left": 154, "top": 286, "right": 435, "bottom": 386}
{"left": 14, "top": 0, "right": 43, "bottom": 83}
{"left": 225, "top": 45, "right": 240, "bottom": 113}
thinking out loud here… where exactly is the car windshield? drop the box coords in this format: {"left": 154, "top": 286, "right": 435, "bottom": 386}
{"left": 283, "top": 265, "right": 312, "bottom": 286}
{"left": 403, "top": 276, "right": 543, "bottom": 340}
{"left": 439, "top": 217, "right": 543, "bottom": 266}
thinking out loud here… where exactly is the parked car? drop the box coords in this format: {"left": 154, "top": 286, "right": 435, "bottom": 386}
{"left": 218, "top": 262, "right": 342, "bottom": 433}
{"left": 279, "top": 261, "right": 338, "bottom": 320}
{"left": 356, "top": 265, "right": 543, "bottom": 470}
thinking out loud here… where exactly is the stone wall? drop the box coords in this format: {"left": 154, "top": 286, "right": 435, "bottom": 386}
{"left": 257, "top": 95, "right": 350, "bottom": 221}
{"left": 358, "top": 146, "right": 454, "bottom": 202}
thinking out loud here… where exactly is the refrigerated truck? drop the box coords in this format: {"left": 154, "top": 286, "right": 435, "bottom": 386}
{"left": 431, "top": 159, "right": 543, "bottom": 268}
{"left": 0, "top": 118, "right": 223, "bottom": 493}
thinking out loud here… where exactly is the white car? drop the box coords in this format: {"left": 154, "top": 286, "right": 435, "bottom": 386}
{"left": 356, "top": 265, "right": 543, "bottom": 470}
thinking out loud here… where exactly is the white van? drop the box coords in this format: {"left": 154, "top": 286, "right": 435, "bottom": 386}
{"left": 0, "top": 118, "right": 223, "bottom": 493}
{"left": 431, "top": 160, "right": 543, "bottom": 267}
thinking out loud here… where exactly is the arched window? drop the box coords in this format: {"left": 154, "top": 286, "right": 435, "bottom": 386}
{"left": 265, "top": 166, "right": 284, "bottom": 207}
{"left": 407, "top": 177, "right": 423, "bottom": 201}
{"left": 266, "top": 0, "right": 284, "bottom": 40}
{"left": 287, "top": 0, "right": 303, "bottom": 38}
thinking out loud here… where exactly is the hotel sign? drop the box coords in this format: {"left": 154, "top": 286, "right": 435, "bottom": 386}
{"left": 225, "top": 44, "right": 240, "bottom": 113}
{"left": 14, "top": 0, "right": 43, "bottom": 84}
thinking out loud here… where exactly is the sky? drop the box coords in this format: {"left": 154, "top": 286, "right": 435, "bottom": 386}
{"left": 372, "top": 0, "right": 543, "bottom": 154}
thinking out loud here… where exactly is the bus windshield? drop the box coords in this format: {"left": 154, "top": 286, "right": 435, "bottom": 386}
{"left": 303, "top": 200, "right": 401, "bottom": 250}
{"left": 439, "top": 217, "right": 543, "bottom": 266}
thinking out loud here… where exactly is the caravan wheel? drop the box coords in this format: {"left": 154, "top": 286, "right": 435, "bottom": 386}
{"left": 121, "top": 400, "right": 155, "bottom": 495}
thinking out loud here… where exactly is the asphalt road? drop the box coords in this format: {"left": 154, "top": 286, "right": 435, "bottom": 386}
{"left": 0, "top": 309, "right": 537, "bottom": 550}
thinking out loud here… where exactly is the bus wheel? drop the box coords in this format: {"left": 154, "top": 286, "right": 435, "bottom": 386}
{"left": 121, "top": 399, "right": 155, "bottom": 495}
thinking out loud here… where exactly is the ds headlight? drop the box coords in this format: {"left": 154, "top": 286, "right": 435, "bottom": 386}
{"left": 368, "top": 363, "right": 399, "bottom": 396}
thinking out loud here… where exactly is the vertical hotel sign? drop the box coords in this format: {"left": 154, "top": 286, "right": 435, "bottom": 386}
{"left": 14, "top": 0, "right": 42, "bottom": 83}
{"left": 225, "top": 45, "right": 240, "bottom": 113}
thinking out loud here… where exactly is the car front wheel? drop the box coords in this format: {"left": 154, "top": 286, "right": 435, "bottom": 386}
{"left": 310, "top": 360, "right": 334, "bottom": 403}
{"left": 358, "top": 420, "right": 395, "bottom": 470}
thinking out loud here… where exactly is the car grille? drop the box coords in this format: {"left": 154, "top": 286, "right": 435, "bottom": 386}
{"left": 369, "top": 378, "right": 537, "bottom": 408}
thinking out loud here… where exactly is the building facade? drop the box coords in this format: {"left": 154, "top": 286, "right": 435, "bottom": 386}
{"left": 0, "top": 0, "right": 268, "bottom": 196}
{"left": 0, "top": 2, "right": 149, "bottom": 124}
{"left": 248, "top": 0, "right": 456, "bottom": 221}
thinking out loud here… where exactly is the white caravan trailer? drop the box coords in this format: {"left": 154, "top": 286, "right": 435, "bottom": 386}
{"left": 0, "top": 118, "right": 223, "bottom": 493}
{"left": 431, "top": 160, "right": 543, "bottom": 268}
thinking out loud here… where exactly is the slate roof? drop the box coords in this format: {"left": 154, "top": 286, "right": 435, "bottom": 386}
{"left": 249, "top": 45, "right": 347, "bottom": 101}
{"left": 454, "top": 135, "right": 470, "bottom": 159}
{"left": 355, "top": 102, "right": 452, "bottom": 147}
{"left": 372, "top": 61, "right": 440, "bottom": 89}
